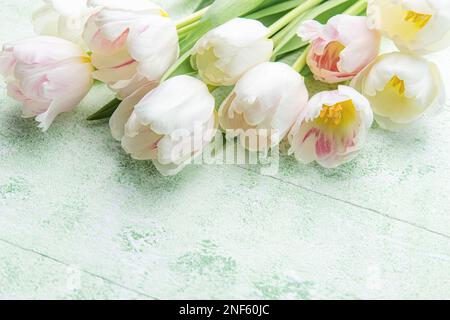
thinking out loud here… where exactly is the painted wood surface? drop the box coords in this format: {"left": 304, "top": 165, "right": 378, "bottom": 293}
{"left": 0, "top": 0, "right": 449, "bottom": 299}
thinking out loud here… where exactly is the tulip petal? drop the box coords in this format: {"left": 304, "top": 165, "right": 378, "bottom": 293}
{"left": 300, "top": 15, "right": 380, "bottom": 84}
{"left": 83, "top": 2, "right": 179, "bottom": 98}
{"left": 219, "top": 62, "right": 309, "bottom": 151}
{"left": 127, "top": 16, "right": 179, "bottom": 81}
{"left": 134, "top": 75, "right": 214, "bottom": 135}
{"left": 367, "top": 0, "right": 450, "bottom": 54}
{"left": 153, "top": 115, "right": 216, "bottom": 176}
{"left": 110, "top": 81, "right": 156, "bottom": 140}
{"left": 121, "top": 127, "right": 162, "bottom": 161}
{"left": 289, "top": 86, "right": 373, "bottom": 168}
{"left": 352, "top": 52, "right": 443, "bottom": 129}
{"left": 1, "top": 37, "right": 94, "bottom": 131}
{"left": 32, "top": 4, "right": 60, "bottom": 36}
{"left": 192, "top": 18, "right": 273, "bottom": 86}
{"left": 32, "top": 0, "right": 94, "bottom": 47}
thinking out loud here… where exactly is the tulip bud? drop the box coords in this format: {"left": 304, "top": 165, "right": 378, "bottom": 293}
{"left": 298, "top": 14, "right": 380, "bottom": 84}
{"left": 191, "top": 18, "right": 274, "bottom": 86}
{"left": 289, "top": 86, "right": 373, "bottom": 168}
{"left": 367, "top": 0, "right": 450, "bottom": 54}
{"left": 351, "top": 52, "right": 445, "bottom": 131}
{"left": 110, "top": 75, "right": 216, "bottom": 176}
{"left": 33, "top": 0, "right": 96, "bottom": 48}
{"left": 0, "top": 36, "right": 93, "bottom": 131}
{"left": 219, "top": 62, "right": 309, "bottom": 152}
{"left": 83, "top": 0, "right": 179, "bottom": 99}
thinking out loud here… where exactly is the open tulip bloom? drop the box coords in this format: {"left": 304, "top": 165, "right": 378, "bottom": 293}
{"left": 298, "top": 14, "right": 380, "bottom": 84}
{"left": 367, "top": 0, "right": 450, "bottom": 54}
{"left": 351, "top": 52, "right": 445, "bottom": 131}
{"left": 1, "top": 0, "right": 449, "bottom": 174}
{"left": 289, "top": 86, "right": 373, "bottom": 168}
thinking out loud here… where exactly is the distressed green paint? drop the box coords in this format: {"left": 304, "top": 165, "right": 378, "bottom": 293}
{"left": 0, "top": 0, "right": 449, "bottom": 300}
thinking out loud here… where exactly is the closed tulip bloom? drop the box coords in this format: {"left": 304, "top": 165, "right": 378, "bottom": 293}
{"left": 0, "top": 36, "right": 93, "bottom": 131}
{"left": 83, "top": 0, "right": 179, "bottom": 99}
{"left": 367, "top": 0, "right": 450, "bottom": 54}
{"left": 289, "top": 86, "right": 373, "bottom": 168}
{"left": 298, "top": 14, "right": 380, "bottom": 84}
{"left": 351, "top": 52, "right": 445, "bottom": 131}
{"left": 219, "top": 62, "right": 308, "bottom": 152}
{"left": 110, "top": 75, "right": 216, "bottom": 176}
{"left": 191, "top": 18, "right": 273, "bottom": 86}
{"left": 33, "top": 0, "right": 95, "bottom": 48}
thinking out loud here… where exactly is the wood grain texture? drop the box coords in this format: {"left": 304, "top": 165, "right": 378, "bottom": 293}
{"left": 0, "top": 0, "right": 449, "bottom": 300}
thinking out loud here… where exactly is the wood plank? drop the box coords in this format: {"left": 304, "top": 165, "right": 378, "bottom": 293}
{"left": 0, "top": 241, "right": 146, "bottom": 299}
{"left": 1, "top": 0, "right": 449, "bottom": 300}
{"left": 1, "top": 159, "right": 449, "bottom": 299}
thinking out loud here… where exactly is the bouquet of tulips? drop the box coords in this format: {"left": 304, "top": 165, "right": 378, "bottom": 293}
{"left": 1, "top": 0, "right": 449, "bottom": 176}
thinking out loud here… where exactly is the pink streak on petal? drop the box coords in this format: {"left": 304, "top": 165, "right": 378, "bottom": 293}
{"left": 139, "top": 25, "right": 149, "bottom": 34}
{"left": 303, "top": 127, "right": 320, "bottom": 143}
{"left": 91, "top": 28, "right": 129, "bottom": 53}
{"left": 6, "top": 83, "right": 26, "bottom": 101}
{"left": 316, "top": 133, "right": 332, "bottom": 157}
{"left": 315, "top": 42, "right": 343, "bottom": 72}
{"left": 113, "top": 58, "right": 136, "bottom": 69}
{"left": 151, "top": 136, "right": 163, "bottom": 151}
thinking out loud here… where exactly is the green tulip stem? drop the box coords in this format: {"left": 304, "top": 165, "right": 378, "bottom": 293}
{"left": 267, "top": 0, "right": 324, "bottom": 37}
{"left": 292, "top": 45, "right": 310, "bottom": 73}
{"left": 175, "top": 6, "right": 210, "bottom": 30}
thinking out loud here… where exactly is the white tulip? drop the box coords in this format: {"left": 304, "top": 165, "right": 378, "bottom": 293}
{"left": 191, "top": 18, "right": 273, "bottom": 86}
{"left": 289, "top": 86, "right": 373, "bottom": 168}
{"left": 110, "top": 75, "right": 216, "bottom": 176}
{"left": 219, "top": 62, "right": 309, "bottom": 152}
{"left": 0, "top": 36, "right": 93, "bottom": 131}
{"left": 33, "top": 0, "right": 96, "bottom": 48}
{"left": 367, "top": 0, "right": 450, "bottom": 54}
{"left": 351, "top": 52, "right": 445, "bottom": 131}
{"left": 83, "top": 0, "right": 179, "bottom": 99}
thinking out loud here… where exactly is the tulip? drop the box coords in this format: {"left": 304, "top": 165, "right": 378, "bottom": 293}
{"left": 191, "top": 18, "right": 274, "bottom": 87}
{"left": 289, "top": 85, "right": 373, "bottom": 168}
{"left": 0, "top": 36, "right": 93, "bottom": 131}
{"left": 83, "top": 0, "right": 179, "bottom": 99}
{"left": 219, "top": 62, "right": 308, "bottom": 152}
{"left": 351, "top": 52, "right": 445, "bottom": 131}
{"left": 33, "top": 0, "right": 96, "bottom": 48}
{"left": 367, "top": 0, "right": 450, "bottom": 54}
{"left": 297, "top": 14, "right": 380, "bottom": 84}
{"left": 110, "top": 75, "right": 216, "bottom": 176}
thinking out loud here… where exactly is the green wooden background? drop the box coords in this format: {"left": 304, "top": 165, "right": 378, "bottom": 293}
{"left": 0, "top": 0, "right": 449, "bottom": 299}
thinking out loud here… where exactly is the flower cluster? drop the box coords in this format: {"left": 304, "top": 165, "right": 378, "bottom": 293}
{"left": 1, "top": 0, "right": 448, "bottom": 175}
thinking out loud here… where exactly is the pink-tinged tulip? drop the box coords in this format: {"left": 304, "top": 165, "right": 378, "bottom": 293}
{"left": 83, "top": 0, "right": 179, "bottom": 99}
{"left": 289, "top": 86, "right": 373, "bottom": 168}
{"left": 298, "top": 14, "right": 381, "bottom": 84}
{"left": 0, "top": 36, "right": 93, "bottom": 131}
